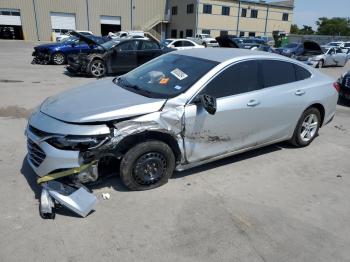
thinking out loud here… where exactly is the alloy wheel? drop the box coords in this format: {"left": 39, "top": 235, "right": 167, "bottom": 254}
{"left": 91, "top": 61, "right": 105, "bottom": 77}
{"left": 300, "top": 113, "right": 318, "bottom": 142}
{"left": 53, "top": 53, "right": 65, "bottom": 65}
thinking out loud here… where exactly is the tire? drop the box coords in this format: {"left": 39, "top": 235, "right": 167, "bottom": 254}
{"left": 316, "top": 59, "right": 324, "bottom": 68}
{"left": 290, "top": 107, "right": 321, "bottom": 147}
{"left": 52, "top": 52, "right": 66, "bottom": 65}
{"left": 89, "top": 59, "right": 106, "bottom": 78}
{"left": 203, "top": 42, "right": 207, "bottom": 48}
{"left": 120, "top": 140, "right": 175, "bottom": 191}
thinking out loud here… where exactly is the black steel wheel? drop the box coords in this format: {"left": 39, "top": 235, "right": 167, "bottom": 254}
{"left": 120, "top": 141, "right": 175, "bottom": 190}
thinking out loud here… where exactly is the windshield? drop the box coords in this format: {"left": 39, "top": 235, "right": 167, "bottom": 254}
{"left": 160, "top": 39, "right": 172, "bottom": 46}
{"left": 101, "top": 40, "right": 119, "bottom": 50}
{"left": 283, "top": 43, "right": 298, "bottom": 48}
{"left": 115, "top": 54, "right": 218, "bottom": 98}
{"left": 327, "top": 42, "right": 340, "bottom": 46}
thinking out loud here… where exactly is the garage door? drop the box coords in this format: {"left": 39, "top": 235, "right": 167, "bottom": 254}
{"left": 0, "top": 9, "right": 23, "bottom": 39}
{"left": 100, "top": 15, "right": 121, "bottom": 36}
{"left": 0, "top": 9, "right": 21, "bottom": 26}
{"left": 50, "top": 12, "right": 76, "bottom": 34}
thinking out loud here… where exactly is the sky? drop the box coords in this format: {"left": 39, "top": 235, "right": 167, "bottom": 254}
{"left": 270, "top": 0, "right": 350, "bottom": 29}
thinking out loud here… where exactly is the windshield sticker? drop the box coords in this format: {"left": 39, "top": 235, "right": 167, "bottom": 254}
{"left": 171, "top": 68, "right": 188, "bottom": 80}
{"left": 174, "top": 85, "right": 182, "bottom": 90}
{"left": 159, "top": 77, "right": 170, "bottom": 85}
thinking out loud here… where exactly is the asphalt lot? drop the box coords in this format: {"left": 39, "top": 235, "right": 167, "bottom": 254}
{"left": 0, "top": 40, "right": 350, "bottom": 262}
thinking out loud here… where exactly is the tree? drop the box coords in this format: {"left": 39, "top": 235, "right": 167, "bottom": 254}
{"left": 316, "top": 17, "right": 350, "bottom": 36}
{"left": 299, "top": 25, "right": 314, "bottom": 35}
{"left": 290, "top": 24, "right": 299, "bottom": 34}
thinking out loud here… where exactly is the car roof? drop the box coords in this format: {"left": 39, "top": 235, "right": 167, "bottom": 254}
{"left": 173, "top": 48, "right": 286, "bottom": 63}
{"left": 166, "top": 38, "right": 192, "bottom": 41}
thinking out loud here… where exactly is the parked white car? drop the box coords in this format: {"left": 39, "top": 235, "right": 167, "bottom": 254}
{"left": 56, "top": 31, "right": 93, "bottom": 42}
{"left": 108, "top": 31, "right": 145, "bottom": 40}
{"left": 304, "top": 47, "right": 349, "bottom": 68}
{"left": 187, "top": 34, "right": 219, "bottom": 47}
{"left": 160, "top": 39, "right": 204, "bottom": 50}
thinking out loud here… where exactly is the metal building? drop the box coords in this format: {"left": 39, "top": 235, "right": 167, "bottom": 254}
{"left": 0, "top": 0, "right": 169, "bottom": 41}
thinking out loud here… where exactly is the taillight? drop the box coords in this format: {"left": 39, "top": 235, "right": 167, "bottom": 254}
{"left": 333, "top": 82, "right": 341, "bottom": 92}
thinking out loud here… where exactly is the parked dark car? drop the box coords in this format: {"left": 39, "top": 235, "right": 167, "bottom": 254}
{"left": 32, "top": 34, "right": 107, "bottom": 65}
{"left": 337, "top": 71, "right": 350, "bottom": 100}
{"left": 67, "top": 34, "right": 174, "bottom": 77}
{"left": 215, "top": 35, "right": 240, "bottom": 48}
{"left": 239, "top": 38, "right": 267, "bottom": 49}
{"left": 274, "top": 43, "right": 304, "bottom": 57}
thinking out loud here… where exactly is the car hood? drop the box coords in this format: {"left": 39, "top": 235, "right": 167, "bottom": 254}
{"left": 203, "top": 37, "right": 217, "bottom": 42}
{"left": 302, "top": 41, "right": 323, "bottom": 54}
{"left": 40, "top": 78, "right": 166, "bottom": 123}
{"left": 35, "top": 43, "right": 63, "bottom": 50}
{"left": 70, "top": 31, "right": 104, "bottom": 49}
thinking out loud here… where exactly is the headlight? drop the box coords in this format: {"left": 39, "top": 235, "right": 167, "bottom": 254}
{"left": 47, "top": 135, "right": 108, "bottom": 150}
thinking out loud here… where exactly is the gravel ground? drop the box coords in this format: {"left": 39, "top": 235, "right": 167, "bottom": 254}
{"left": 0, "top": 40, "right": 349, "bottom": 262}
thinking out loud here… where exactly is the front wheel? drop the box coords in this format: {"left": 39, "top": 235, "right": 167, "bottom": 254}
{"left": 89, "top": 59, "right": 106, "bottom": 77}
{"left": 203, "top": 42, "right": 207, "bottom": 48}
{"left": 52, "top": 52, "right": 66, "bottom": 65}
{"left": 316, "top": 60, "right": 324, "bottom": 68}
{"left": 290, "top": 107, "right": 321, "bottom": 147}
{"left": 120, "top": 141, "right": 175, "bottom": 191}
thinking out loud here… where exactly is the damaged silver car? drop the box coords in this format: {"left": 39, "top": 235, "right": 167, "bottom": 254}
{"left": 26, "top": 49, "right": 338, "bottom": 199}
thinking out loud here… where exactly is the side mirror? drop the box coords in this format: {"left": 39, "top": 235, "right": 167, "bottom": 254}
{"left": 194, "top": 94, "right": 217, "bottom": 115}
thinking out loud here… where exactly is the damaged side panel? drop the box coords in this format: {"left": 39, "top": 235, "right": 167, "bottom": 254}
{"left": 86, "top": 105, "right": 187, "bottom": 164}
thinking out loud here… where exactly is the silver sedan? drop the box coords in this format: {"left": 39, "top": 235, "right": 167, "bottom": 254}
{"left": 307, "top": 47, "right": 349, "bottom": 68}
{"left": 26, "top": 49, "right": 338, "bottom": 191}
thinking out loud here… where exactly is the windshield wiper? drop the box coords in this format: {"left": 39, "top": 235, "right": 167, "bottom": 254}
{"left": 114, "top": 77, "right": 154, "bottom": 97}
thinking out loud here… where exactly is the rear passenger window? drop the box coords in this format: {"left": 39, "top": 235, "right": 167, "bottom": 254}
{"left": 261, "top": 60, "right": 296, "bottom": 88}
{"left": 202, "top": 60, "right": 261, "bottom": 98}
{"left": 140, "top": 41, "right": 159, "bottom": 50}
{"left": 294, "top": 64, "right": 311, "bottom": 81}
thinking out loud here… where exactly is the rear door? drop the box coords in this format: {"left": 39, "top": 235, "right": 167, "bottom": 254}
{"left": 182, "top": 40, "right": 196, "bottom": 49}
{"left": 137, "top": 41, "right": 162, "bottom": 66}
{"left": 109, "top": 40, "right": 138, "bottom": 73}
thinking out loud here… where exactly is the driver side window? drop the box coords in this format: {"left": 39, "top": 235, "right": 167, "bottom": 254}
{"left": 201, "top": 60, "right": 261, "bottom": 98}
{"left": 173, "top": 41, "right": 183, "bottom": 47}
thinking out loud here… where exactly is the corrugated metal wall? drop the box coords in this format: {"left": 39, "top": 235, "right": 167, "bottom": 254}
{"left": 0, "top": 0, "right": 168, "bottom": 41}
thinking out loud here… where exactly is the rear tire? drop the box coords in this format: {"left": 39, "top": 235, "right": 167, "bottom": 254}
{"left": 290, "top": 107, "right": 321, "bottom": 147}
{"left": 120, "top": 141, "right": 175, "bottom": 191}
{"left": 89, "top": 59, "right": 106, "bottom": 78}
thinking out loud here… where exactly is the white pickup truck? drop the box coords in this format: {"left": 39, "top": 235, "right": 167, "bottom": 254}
{"left": 187, "top": 34, "right": 219, "bottom": 47}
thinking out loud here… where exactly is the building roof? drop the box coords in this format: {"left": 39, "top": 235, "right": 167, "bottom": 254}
{"left": 235, "top": 0, "right": 294, "bottom": 8}
{"left": 173, "top": 48, "right": 284, "bottom": 63}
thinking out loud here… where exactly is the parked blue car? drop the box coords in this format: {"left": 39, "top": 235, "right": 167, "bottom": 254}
{"left": 274, "top": 43, "right": 304, "bottom": 58}
{"left": 32, "top": 34, "right": 107, "bottom": 65}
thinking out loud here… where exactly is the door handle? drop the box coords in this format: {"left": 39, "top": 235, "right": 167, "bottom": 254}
{"left": 247, "top": 99, "right": 260, "bottom": 107}
{"left": 295, "top": 90, "right": 306, "bottom": 96}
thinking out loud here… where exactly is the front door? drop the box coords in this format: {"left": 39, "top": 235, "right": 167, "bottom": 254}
{"left": 184, "top": 59, "right": 308, "bottom": 163}
{"left": 184, "top": 60, "right": 265, "bottom": 163}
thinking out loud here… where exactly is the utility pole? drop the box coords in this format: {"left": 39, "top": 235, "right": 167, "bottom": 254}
{"left": 236, "top": 1, "right": 241, "bottom": 36}
{"left": 32, "top": 0, "right": 40, "bottom": 40}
